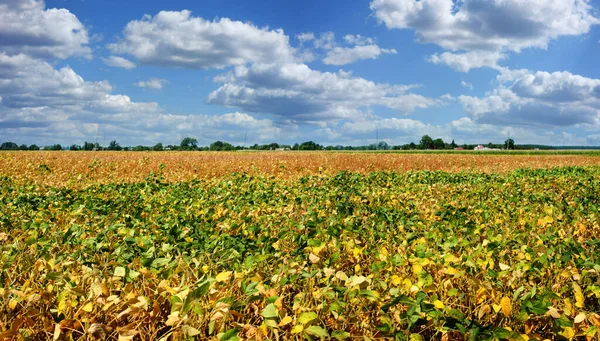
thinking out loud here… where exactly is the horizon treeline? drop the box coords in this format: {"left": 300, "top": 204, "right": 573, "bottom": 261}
{"left": 1, "top": 136, "right": 597, "bottom": 151}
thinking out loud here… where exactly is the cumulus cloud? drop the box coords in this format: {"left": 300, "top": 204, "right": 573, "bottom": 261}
{"left": 371, "top": 0, "right": 599, "bottom": 52}
{"left": 0, "top": 0, "right": 91, "bottom": 59}
{"left": 459, "top": 69, "right": 600, "bottom": 128}
{"left": 102, "top": 56, "right": 136, "bottom": 69}
{"left": 302, "top": 32, "right": 398, "bottom": 65}
{"left": 134, "top": 78, "right": 167, "bottom": 90}
{"left": 344, "top": 34, "right": 375, "bottom": 46}
{"left": 429, "top": 51, "right": 506, "bottom": 72}
{"left": 296, "top": 32, "right": 315, "bottom": 44}
{"left": 109, "top": 11, "right": 298, "bottom": 69}
{"left": 461, "top": 81, "right": 473, "bottom": 90}
{"left": 324, "top": 45, "right": 397, "bottom": 65}
{"left": 207, "top": 62, "right": 445, "bottom": 122}
{"left": 0, "top": 53, "right": 159, "bottom": 128}
{"left": 371, "top": 0, "right": 599, "bottom": 71}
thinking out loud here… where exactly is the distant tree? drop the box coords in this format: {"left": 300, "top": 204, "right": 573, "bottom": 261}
{"left": 180, "top": 137, "right": 198, "bottom": 150}
{"left": 18, "top": 144, "right": 28, "bottom": 150}
{"left": 505, "top": 138, "right": 515, "bottom": 150}
{"left": 409, "top": 142, "right": 417, "bottom": 149}
{"left": 0, "top": 142, "right": 18, "bottom": 150}
{"left": 69, "top": 144, "right": 81, "bottom": 151}
{"left": 433, "top": 138, "right": 445, "bottom": 150}
{"left": 375, "top": 141, "right": 388, "bottom": 150}
{"left": 153, "top": 142, "right": 163, "bottom": 151}
{"left": 29, "top": 144, "right": 40, "bottom": 151}
{"left": 83, "top": 142, "right": 96, "bottom": 151}
{"left": 451, "top": 139, "right": 457, "bottom": 149}
{"left": 210, "top": 141, "right": 234, "bottom": 151}
{"left": 47, "top": 144, "right": 62, "bottom": 151}
{"left": 298, "top": 141, "right": 322, "bottom": 150}
{"left": 107, "top": 140, "right": 122, "bottom": 151}
{"left": 420, "top": 135, "right": 434, "bottom": 149}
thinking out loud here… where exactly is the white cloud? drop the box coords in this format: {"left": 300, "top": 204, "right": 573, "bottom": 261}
{"left": 0, "top": 0, "right": 91, "bottom": 59}
{"left": 134, "top": 78, "right": 167, "bottom": 90}
{"left": 459, "top": 69, "right": 600, "bottom": 128}
{"left": 371, "top": 0, "right": 599, "bottom": 71}
{"left": 313, "top": 32, "right": 336, "bottom": 50}
{"left": 429, "top": 51, "right": 505, "bottom": 72}
{"left": 344, "top": 34, "right": 374, "bottom": 45}
{"left": 371, "top": 0, "right": 599, "bottom": 52}
{"left": 208, "top": 62, "right": 445, "bottom": 122}
{"left": 102, "top": 56, "right": 136, "bottom": 69}
{"left": 0, "top": 53, "right": 159, "bottom": 127}
{"left": 324, "top": 45, "right": 397, "bottom": 65}
{"left": 296, "top": 32, "right": 315, "bottom": 44}
{"left": 109, "top": 11, "right": 298, "bottom": 69}
{"left": 461, "top": 81, "right": 473, "bottom": 90}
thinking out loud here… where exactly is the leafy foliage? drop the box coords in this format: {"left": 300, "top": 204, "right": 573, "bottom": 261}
{"left": 1, "top": 164, "right": 600, "bottom": 340}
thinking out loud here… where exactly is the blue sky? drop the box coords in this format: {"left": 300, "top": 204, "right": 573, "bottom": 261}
{"left": 1, "top": 0, "right": 600, "bottom": 147}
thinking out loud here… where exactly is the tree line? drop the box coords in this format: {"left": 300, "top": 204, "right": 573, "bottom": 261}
{"left": 0, "top": 136, "right": 536, "bottom": 151}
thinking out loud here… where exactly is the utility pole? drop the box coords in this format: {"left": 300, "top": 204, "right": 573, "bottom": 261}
{"left": 94, "top": 126, "right": 99, "bottom": 151}
{"left": 376, "top": 128, "right": 379, "bottom": 151}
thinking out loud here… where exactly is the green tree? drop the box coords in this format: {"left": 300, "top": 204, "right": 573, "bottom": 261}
{"left": 107, "top": 140, "right": 122, "bottom": 151}
{"left": 0, "top": 142, "right": 19, "bottom": 150}
{"left": 298, "top": 141, "right": 322, "bottom": 150}
{"left": 419, "top": 135, "right": 434, "bottom": 149}
{"left": 180, "top": 137, "right": 198, "bottom": 150}
{"left": 433, "top": 138, "right": 445, "bottom": 150}
{"left": 451, "top": 139, "right": 457, "bottom": 149}
{"left": 505, "top": 138, "right": 515, "bottom": 150}
{"left": 153, "top": 143, "right": 163, "bottom": 151}
{"left": 29, "top": 144, "right": 40, "bottom": 151}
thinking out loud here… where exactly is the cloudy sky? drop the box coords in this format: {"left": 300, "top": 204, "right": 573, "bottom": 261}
{"left": 1, "top": 0, "right": 600, "bottom": 147}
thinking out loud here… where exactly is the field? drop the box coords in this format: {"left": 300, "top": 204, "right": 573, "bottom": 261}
{"left": 1, "top": 151, "right": 600, "bottom": 340}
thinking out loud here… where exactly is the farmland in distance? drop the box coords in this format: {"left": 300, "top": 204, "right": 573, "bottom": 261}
{"left": 1, "top": 151, "right": 600, "bottom": 340}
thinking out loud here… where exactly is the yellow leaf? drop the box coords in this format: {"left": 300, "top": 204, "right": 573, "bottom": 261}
{"left": 309, "top": 253, "right": 320, "bottom": 264}
{"left": 590, "top": 313, "right": 600, "bottom": 327}
{"left": 500, "top": 296, "right": 511, "bottom": 317}
{"left": 391, "top": 275, "right": 402, "bottom": 286}
{"left": 291, "top": 324, "right": 304, "bottom": 334}
{"left": 446, "top": 267, "right": 458, "bottom": 275}
{"left": 573, "top": 283, "right": 584, "bottom": 308}
{"left": 215, "top": 271, "right": 233, "bottom": 283}
{"left": 433, "top": 300, "right": 445, "bottom": 309}
{"left": 8, "top": 299, "right": 18, "bottom": 310}
{"left": 492, "top": 304, "right": 501, "bottom": 313}
{"left": 82, "top": 302, "right": 94, "bottom": 312}
{"left": 412, "top": 264, "right": 423, "bottom": 274}
{"left": 279, "top": 316, "right": 293, "bottom": 327}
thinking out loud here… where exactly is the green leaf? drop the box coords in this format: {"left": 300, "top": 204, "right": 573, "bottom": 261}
{"left": 261, "top": 303, "right": 278, "bottom": 319}
{"left": 298, "top": 311, "right": 318, "bottom": 325}
{"left": 218, "top": 329, "right": 239, "bottom": 341}
{"left": 332, "top": 330, "right": 351, "bottom": 340}
{"left": 151, "top": 257, "right": 171, "bottom": 268}
{"left": 304, "top": 326, "right": 328, "bottom": 338}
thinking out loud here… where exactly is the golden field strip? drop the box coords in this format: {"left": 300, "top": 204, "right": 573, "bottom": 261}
{"left": 2, "top": 151, "right": 600, "bottom": 187}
